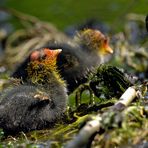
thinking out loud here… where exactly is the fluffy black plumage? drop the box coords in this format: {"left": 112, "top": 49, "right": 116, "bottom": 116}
{"left": 0, "top": 49, "right": 67, "bottom": 134}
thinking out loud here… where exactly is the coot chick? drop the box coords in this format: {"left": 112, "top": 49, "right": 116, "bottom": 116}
{"left": 0, "top": 48, "right": 68, "bottom": 135}
{"left": 12, "top": 29, "right": 113, "bottom": 93}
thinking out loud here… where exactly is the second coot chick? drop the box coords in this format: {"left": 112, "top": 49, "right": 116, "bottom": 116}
{"left": 12, "top": 29, "right": 113, "bottom": 93}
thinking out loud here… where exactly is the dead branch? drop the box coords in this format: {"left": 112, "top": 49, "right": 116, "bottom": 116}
{"left": 65, "top": 115, "right": 102, "bottom": 148}
{"left": 113, "top": 86, "right": 136, "bottom": 110}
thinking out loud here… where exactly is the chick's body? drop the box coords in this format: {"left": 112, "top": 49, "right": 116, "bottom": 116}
{"left": 0, "top": 49, "right": 67, "bottom": 134}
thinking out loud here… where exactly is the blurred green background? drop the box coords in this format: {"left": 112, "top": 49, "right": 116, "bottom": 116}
{"left": 1, "top": 0, "right": 148, "bottom": 30}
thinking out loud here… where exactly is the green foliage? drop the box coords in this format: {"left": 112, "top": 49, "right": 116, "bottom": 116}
{"left": 0, "top": 129, "right": 4, "bottom": 141}
{"left": 90, "top": 64, "right": 132, "bottom": 98}
{"left": 4, "top": 0, "right": 148, "bottom": 30}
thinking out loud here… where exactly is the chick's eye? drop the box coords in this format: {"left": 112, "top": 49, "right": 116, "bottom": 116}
{"left": 104, "top": 37, "right": 109, "bottom": 44}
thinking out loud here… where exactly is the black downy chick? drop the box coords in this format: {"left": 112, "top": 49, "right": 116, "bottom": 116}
{"left": 0, "top": 48, "right": 68, "bottom": 135}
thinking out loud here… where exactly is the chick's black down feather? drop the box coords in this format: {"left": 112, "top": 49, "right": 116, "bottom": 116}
{"left": 0, "top": 49, "right": 68, "bottom": 135}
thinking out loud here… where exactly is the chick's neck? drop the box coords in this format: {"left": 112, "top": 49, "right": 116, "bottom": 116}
{"left": 26, "top": 59, "right": 65, "bottom": 87}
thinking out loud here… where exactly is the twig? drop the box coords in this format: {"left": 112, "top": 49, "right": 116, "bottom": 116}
{"left": 0, "top": 7, "right": 57, "bottom": 32}
{"left": 113, "top": 86, "right": 136, "bottom": 111}
{"left": 0, "top": 7, "right": 39, "bottom": 23}
{"left": 65, "top": 115, "right": 102, "bottom": 148}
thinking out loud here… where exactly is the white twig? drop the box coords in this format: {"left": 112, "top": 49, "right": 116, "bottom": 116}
{"left": 65, "top": 115, "right": 102, "bottom": 148}
{"left": 114, "top": 86, "right": 136, "bottom": 109}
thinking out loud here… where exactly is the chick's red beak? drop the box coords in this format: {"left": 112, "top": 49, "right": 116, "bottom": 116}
{"left": 43, "top": 48, "right": 62, "bottom": 58}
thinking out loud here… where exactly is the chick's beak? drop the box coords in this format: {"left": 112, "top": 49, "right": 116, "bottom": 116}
{"left": 99, "top": 45, "right": 113, "bottom": 55}
{"left": 43, "top": 48, "right": 62, "bottom": 58}
{"left": 100, "top": 37, "right": 113, "bottom": 55}
{"left": 105, "top": 45, "right": 113, "bottom": 54}
{"left": 53, "top": 49, "right": 62, "bottom": 57}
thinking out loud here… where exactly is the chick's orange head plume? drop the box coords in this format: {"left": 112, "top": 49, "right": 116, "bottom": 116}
{"left": 92, "top": 29, "right": 113, "bottom": 55}
{"left": 79, "top": 29, "right": 113, "bottom": 55}
{"left": 27, "top": 48, "right": 64, "bottom": 85}
{"left": 28, "top": 48, "right": 62, "bottom": 83}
